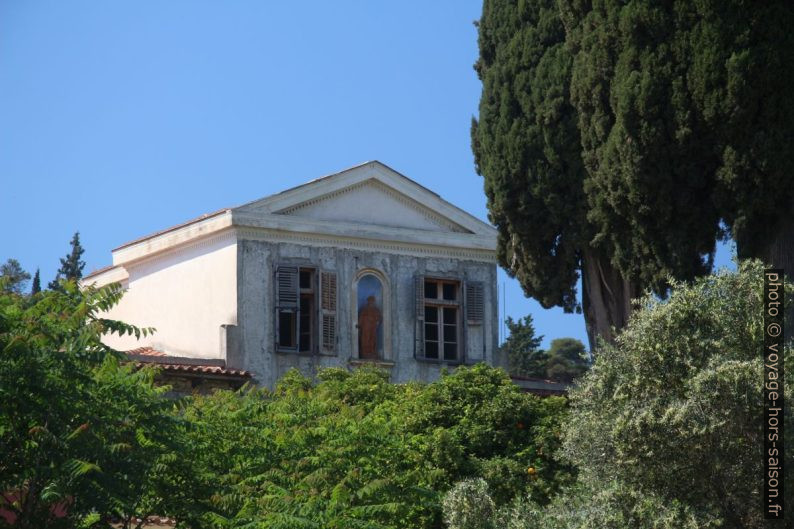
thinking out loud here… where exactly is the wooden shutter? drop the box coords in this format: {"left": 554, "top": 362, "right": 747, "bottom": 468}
{"left": 276, "top": 266, "right": 299, "bottom": 308}
{"left": 320, "top": 271, "right": 337, "bottom": 352}
{"left": 275, "top": 266, "right": 299, "bottom": 349}
{"left": 465, "top": 281, "right": 484, "bottom": 325}
{"left": 415, "top": 275, "right": 425, "bottom": 358}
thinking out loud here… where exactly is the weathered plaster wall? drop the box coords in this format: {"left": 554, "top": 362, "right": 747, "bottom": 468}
{"left": 235, "top": 239, "right": 500, "bottom": 388}
{"left": 102, "top": 234, "right": 238, "bottom": 358}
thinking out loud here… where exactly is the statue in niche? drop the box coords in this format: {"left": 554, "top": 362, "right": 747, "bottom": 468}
{"left": 358, "top": 295, "right": 382, "bottom": 359}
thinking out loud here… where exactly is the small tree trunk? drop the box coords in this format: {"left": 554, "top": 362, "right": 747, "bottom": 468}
{"left": 752, "top": 217, "right": 794, "bottom": 341}
{"left": 581, "top": 248, "right": 640, "bottom": 354}
{"left": 756, "top": 217, "right": 794, "bottom": 278}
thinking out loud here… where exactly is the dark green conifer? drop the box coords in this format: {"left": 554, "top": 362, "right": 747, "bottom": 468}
{"left": 502, "top": 315, "right": 544, "bottom": 378}
{"left": 474, "top": 0, "right": 793, "bottom": 349}
{"left": 688, "top": 1, "right": 794, "bottom": 274}
{"left": 474, "top": 0, "right": 605, "bottom": 349}
{"left": 560, "top": 0, "right": 722, "bottom": 294}
{"left": 49, "top": 232, "right": 86, "bottom": 291}
{"left": 473, "top": 0, "right": 668, "bottom": 349}
{"left": 31, "top": 268, "right": 41, "bottom": 295}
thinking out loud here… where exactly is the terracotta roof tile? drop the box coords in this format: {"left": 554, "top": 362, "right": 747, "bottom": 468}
{"left": 151, "top": 363, "right": 251, "bottom": 377}
{"left": 128, "top": 347, "right": 168, "bottom": 357}
{"left": 124, "top": 348, "right": 252, "bottom": 379}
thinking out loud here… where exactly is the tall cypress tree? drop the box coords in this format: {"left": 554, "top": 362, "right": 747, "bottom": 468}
{"left": 558, "top": 0, "right": 794, "bottom": 284}
{"left": 687, "top": 0, "right": 794, "bottom": 274}
{"left": 473, "top": 0, "right": 720, "bottom": 350}
{"left": 473, "top": 0, "right": 600, "bottom": 348}
{"left": 560, "top": 0, "right": 722, "bottom": 294}
{"left": 49, "top": 232, "right": 86, "bottom": 291}
{"left": 559, "top": 0, "right": 794, "bottom": 327}
{"left": 31, "top": 268, "right": 41, "bottom": 295}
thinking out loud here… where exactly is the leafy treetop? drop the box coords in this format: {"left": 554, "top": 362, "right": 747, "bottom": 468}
{"left": 0, "top": 258, "right": 31, "bottom": 295}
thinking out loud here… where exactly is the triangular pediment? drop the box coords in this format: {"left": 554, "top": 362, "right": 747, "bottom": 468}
{"left": 276, "top": 178, "right": 467, "bottom": 232}
{"left": 233, "top": 161, "right": 497, "bottom": 236}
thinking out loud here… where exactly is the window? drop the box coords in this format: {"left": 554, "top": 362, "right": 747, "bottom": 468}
{"left": 276, "top": 266, "right": 337, "bottom": 353}
{"left": 418, "top": 277, "right": 460, "bottom": 361}
{"left": 415, "top": 276, "right": 484, "bottom": 363}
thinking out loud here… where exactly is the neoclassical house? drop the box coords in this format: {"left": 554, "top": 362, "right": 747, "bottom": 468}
{"left": 85, "top": 161, "right": 503, "bottom": 388}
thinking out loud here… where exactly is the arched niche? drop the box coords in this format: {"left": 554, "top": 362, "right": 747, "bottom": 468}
{"left": 352, "top": 269, "right": 390, "bottom": 361}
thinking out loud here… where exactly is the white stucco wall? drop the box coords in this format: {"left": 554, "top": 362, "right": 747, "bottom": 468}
{"left": 101, "top": 234, "right": 237, "bottom": 359}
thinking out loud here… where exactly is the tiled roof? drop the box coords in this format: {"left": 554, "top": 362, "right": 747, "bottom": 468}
{"left": 125, "top": 347, "right": 252, "bottom": 379}
{"left": 128, "top": 347, "right": 168, "bottom": 356}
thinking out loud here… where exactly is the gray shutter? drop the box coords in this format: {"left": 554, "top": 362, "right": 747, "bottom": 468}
{"left": 320, "top": 271, "right": 337, "bottom": 352}
{"left": 275, "top": 266, "right": 299, "bottom": 349}
{"left": 415, "top": 275, "right": 425, "bottom": 358}
{"left": 276, "top": 266, "right": 299, "bottom": 308}
{"left": 465, "top": 281, "right": 484, "bottom": 325}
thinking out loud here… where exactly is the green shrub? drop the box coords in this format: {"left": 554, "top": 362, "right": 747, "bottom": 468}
{"left": 0, "top": 282, "right": 186, "bottom": 529}
{"left": 444, "top": 262, "right": 793, "bottom": 528}
{"left": 0, "top": 282, "right": 572, "bottom": 529}
{"left": 182, "top": 364, "right": 572, "bottom": 528}
{"left": 442, "top": 479, "right": 495, "bottom": 529}
{"left": 559, "top": 261, "right": 793, "bottom": 528}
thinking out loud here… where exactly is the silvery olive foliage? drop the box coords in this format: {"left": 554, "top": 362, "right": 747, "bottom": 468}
{"left": 561, "top": 260, "right": 793, "bottom": 528}
{"left": 442, "top": 479, "right": 496, "bottom": 529}
{"left": 444, "top": 261, "right": 792, "bottom": 528}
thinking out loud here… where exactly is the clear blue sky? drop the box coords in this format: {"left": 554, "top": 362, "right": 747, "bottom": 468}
{"left": 0, "top": 1, "right": 733, "bottom": 349}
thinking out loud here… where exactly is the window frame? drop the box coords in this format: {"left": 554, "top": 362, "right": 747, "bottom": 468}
{"left": 416, "top": 276, "right": 464, "bottom": 364}
{"left": 275, "top": 263, "right": 337, "bottom": 356}
{"left": 276, "top": 265, "right": 316, "bottom": 354}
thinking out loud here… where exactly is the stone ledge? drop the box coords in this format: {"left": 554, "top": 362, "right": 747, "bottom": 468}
{"left": 348, "top": 359, "right": 396, "bottom": 369}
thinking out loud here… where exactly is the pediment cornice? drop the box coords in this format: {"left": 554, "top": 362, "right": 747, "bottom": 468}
{"left": 234, "top": 161, "right": 497, "bottom": 237}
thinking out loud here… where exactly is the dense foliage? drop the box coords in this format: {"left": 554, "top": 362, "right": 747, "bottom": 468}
{"left": 0, "top": 283, "right": 572, "bottom": 529}
{"left": 559, "top": 261, "right": 793, "bottom": 528}
{"left": 473, "top": 0, "right": 586, "bottom": 316}
{"left": 472, "top": 0, "right": 653, "bottom": 349}
{"left": 679, "top": 1, "right": 794, "bottom": 269}
{"left": 560, "top": 0, "right": 722, "bottom": 293}
{"left": 474, "top": 0, "right": 794, "bottom": 347}
{"left": 0, "top": 260, "right": 31, "bottom": 295}
{"left": 542, "top": 338, "right": 588, "bottom": 383}
{"left": 30, "top": 269, "right": 40, "bottom": 296}
{"left": 180, "top": 364, "right": 571, "bottom": 529}
{"left": 445, "top": 261, "right": 793, "bottom": 528}
{"left": 0, "top": 282, "right": 188, "bottom": 529}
